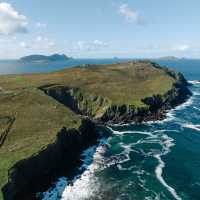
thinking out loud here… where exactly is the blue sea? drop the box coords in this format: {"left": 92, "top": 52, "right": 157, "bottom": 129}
{"left": 0, "top": 58, "right": 132, "bottom": 75}
{"left": 1, "top": 58, "right": 200, "bottom": 200}
{"left": 1, "top": 58, "right": 200, "bottom": 80}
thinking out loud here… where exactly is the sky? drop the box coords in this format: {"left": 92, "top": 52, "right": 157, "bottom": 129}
{"left": 0, "top": 0, "right": 200, "bottom": 59}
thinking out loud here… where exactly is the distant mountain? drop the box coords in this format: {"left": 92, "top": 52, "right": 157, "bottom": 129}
{"left": 19, "top": 54, "right": 71, "bottom": 63}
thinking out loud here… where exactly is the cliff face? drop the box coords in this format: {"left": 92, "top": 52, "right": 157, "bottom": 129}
{"left": 102, "top": 72, "right": 191, "bottom": 123}
{"left": 40, "top": 71, "right": 191, "bottom": 124}
{"left": 40, "top": 85, "right": 110, "bottom": 118}
{"left": 2, "top": 119, "right": 102, "bottom": 200}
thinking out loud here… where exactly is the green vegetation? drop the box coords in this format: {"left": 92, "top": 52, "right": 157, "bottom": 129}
{"left": 0, "top": 61, "right": 179, "bottom": 199}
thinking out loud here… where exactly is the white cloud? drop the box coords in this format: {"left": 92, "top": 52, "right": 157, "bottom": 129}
{"left": 36, "top": 36, "right": 43, "bottom": 42}
{"left": 134, "top": 44, "right": 191, "bottom": 54}
{"left": 174, "top": 45, "right": 190, "bottom": 52}
{"left": 19, "top": 41, "right": 28, "bottom": 48}
{"left": 77, "top": 40, "right": 108, "bottom": 51}
{"left": 35, "top": 36, "right": 55, "bottom": 48}
{"left": 34, "top": 36, "right": 55, "bottom": 50}
{"left": 93, "top": 40, "right": 108, "bottom": 47}
{"left": 119, "top": 4, "right": 143, "bottom": 24}
{"left": 18, "top": 36, "right": 56, "bottom": 55}
{"left": 0, "top": 2, "right": 28, "bottom": 34}
{"left": 35, "top": 22, "right": 47, "bottom": 28}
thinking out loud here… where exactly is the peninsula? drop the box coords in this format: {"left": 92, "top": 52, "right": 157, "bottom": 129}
{"left": 0, "top": 61, "right": 191, "bottom": 200}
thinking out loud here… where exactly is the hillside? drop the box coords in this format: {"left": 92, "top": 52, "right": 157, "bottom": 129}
{"left": 0, "top": 61, "right": 191, "bottom": 199}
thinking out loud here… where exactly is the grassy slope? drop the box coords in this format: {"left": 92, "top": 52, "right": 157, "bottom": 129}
{"left": 0, "top": 90, "right": 81, "bottom": 200}
{"left": 0, "top": 61, "right": 175, "bottom": 199}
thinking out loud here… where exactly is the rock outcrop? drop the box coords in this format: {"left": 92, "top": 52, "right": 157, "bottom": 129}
{"left": 40, "top": 85, "right": 110, "bottom": 118}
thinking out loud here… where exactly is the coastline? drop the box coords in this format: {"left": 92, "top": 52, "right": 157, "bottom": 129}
{"left": 2, "top": 120, "right": 110, "bottom": 200}
{"left": 41, "top": 66, "right": 192, "bottom": 125}
{"left": 44, "top": 92, "right": 194, "bottom": 200}
{"left": 0, "top": 62, "right": 192, "bottom": 200}
{"left": 2, "top": 80, "right": 192, "bottom": 199}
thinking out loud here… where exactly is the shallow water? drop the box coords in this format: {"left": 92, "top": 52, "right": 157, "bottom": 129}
{"left": 39, "top": 59, "right": 200, "bottom": 200}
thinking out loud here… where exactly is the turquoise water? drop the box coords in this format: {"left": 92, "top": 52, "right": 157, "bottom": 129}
{"left": 1, "top": 58, "right": 200, "bottom": 200}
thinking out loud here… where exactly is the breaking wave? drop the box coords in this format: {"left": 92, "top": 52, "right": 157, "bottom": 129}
{"left": 182, "top": 124, "right": 200, "bottom": 132}
{"left": 42, "top": 138, "right": 107, "bottom": 200}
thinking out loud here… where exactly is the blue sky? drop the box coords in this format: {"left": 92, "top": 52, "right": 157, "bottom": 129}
{"left": 0, "top": 0, "right": 200, "bottom": 58}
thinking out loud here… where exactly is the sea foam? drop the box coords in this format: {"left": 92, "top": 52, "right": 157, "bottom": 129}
{"left": 154, "top": 154, "right": 182, "bottom": 200}
{"left": 61, "top": 138, "right": 107, "bottom": 200}
{"left": 42, "top": 138, "right": 107, "bottom": 200}
{"left": 153, "top": 133, "right": 183, "bottom": 200}
{"left": 107, "top": 126, "right": 152, "bottom": 136}
{"left": 109, "top": 126, "right": 182, "bottom": 200}
{"left": 182, "top": 124, "right": 200, "bottom": 132}
{"left": 188, "top": 80, "right": 200, "bottom": 85}
{"left": 193, "top": 106, "right": 200, "bottom": 112}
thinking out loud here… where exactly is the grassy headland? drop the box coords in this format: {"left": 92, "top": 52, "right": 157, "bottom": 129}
{"left": 0, "top": 61, "right": 191, "bottom": 199}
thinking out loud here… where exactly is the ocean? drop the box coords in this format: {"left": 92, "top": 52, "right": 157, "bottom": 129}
{"left": 0, "top": 58, "right": 132, "bottom": 75}
{"left": 1, "top": 59, "right": 200, "bottom": 200}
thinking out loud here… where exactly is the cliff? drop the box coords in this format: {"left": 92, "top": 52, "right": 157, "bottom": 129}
{"left": 2, "top": 119, "right": 107, "bottom": 200}
{"left": 40, "top": 64, "right": 191, "bottom": 124}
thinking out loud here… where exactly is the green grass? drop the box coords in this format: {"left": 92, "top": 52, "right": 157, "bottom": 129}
{"left": 0, "top": 89, "right": 81, "bottom": 199}
{"left": 0, "top": 61, "right": 177, "bottom": 199}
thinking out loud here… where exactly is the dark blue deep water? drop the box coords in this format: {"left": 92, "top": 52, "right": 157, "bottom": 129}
{"left": 1, "top": 59, "right": 200, "bottom": 200}
{"left": 156, "top": 59, "right": 200, "bottom": 81}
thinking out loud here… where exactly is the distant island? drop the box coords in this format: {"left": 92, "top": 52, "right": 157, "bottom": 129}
{"left": 19, "top": 54, "right": 71, "bottom": 63}
{"left": 155, "top": 56, "right": 183, "bottom": 61}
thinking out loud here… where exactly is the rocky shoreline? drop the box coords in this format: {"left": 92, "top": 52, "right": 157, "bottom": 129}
{"left": 2, "top": 119, "right": 110, "bottom": 200}
{"left": 101, "top": 78, "right": 192, "bottom": 124}
{"left": 41, "top": 69, "right": 192, "bottom": 125}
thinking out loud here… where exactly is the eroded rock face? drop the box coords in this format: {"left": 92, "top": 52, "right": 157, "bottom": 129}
{"left": 40, "top": 72, "right": 191, "bottom": 125}
{"left": 40, "top": 85, "right": 110, "bottom": 118}
{"left": 2, "top": 119, "right": 102, "bottom": 200}
{"left": 102, "top": 66, "right": 191, "bottom": 123}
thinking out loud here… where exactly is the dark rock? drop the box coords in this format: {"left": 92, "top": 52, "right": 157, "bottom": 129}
{"left": 2, "top": 119, "right": 101, "bottom": 200}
